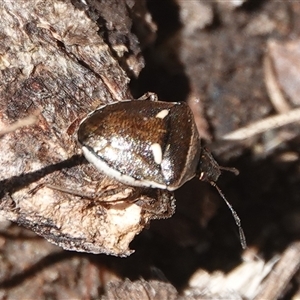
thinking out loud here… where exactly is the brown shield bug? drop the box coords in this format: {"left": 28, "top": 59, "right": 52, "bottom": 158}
{"left": 78, "top": 98, "right": 246, "bottom": 248}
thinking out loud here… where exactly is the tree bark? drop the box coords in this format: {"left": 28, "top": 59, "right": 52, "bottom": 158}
{"left": 0, "top": 0, "right": 170, "bottom": 256}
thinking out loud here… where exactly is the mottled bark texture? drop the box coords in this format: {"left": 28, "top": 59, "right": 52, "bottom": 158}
{"left": 0, "top": 0, "right": 174, "bottom": 256}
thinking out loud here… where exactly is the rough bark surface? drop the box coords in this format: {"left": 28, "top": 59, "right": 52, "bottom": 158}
{"left": 0, "top": 0, "right": 172, "bottom": 256}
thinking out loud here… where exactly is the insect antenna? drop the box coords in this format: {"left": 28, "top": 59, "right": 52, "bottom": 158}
{"left": 209, "top": 180, "right": 247, "bottom": 249}
{"left": 198, "top": 147, "right": 246, "bottom": 249}
{"left": 218, "top": 166, "right": 239, "bottom": 176}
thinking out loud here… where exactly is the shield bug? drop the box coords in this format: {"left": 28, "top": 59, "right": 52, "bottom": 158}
{"left": 78, "top": 98, "right": 246, "bottom": 248}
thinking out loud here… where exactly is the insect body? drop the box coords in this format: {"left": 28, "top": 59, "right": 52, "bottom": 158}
{"left": 78, "top": 98, "right": 246, "bottom": 248}
{"left": 78, "top": 100, "right": 220, "bottom": 191}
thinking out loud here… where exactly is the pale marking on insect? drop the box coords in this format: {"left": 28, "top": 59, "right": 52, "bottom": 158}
{"left": 155, "top": 109, "right": 169, "bottom": 119}
{"left": 82, "top": 146, "right": 168, "bottom": 190}
{"left": 150, "top": 143, "right": 163, "bottom": 164}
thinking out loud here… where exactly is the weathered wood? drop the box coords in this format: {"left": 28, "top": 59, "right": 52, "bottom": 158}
{"left": 0, "top": 0, "right": 170, "bottom": 256}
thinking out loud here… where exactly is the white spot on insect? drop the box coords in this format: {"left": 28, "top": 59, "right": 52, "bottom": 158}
{"left": 155, "top": 109, "right": 169, "bottom": 119}
{"left": 199, "top": 172, "right": 205, "bottom": 180}
{"left": 150, "top": 143, "right": 163, "bottom": 164}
